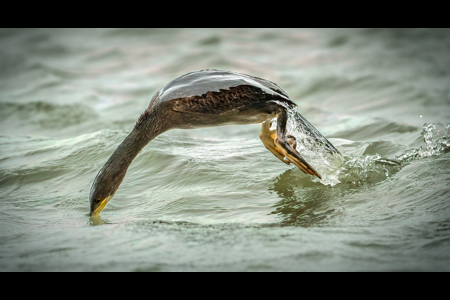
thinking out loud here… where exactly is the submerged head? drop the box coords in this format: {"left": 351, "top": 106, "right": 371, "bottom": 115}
{"left": 89, "top": 168, "right": 117, "bottom": 216}
{"left": 89, "top": 161, "right": 128, "bottom": 217}
{"left": 89, "top": 194, "right": 113, "bottom": 217}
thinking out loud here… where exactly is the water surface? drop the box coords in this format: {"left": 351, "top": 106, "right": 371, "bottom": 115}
{"left": 0, "top": 28, "right": 449, "bottom": 271}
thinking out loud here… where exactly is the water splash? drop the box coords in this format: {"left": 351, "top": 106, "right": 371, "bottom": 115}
{"left": 274, "top": 104, "right": 450, "bottom": 187}
{"left": 396, "top": 123, "right": 450, "bottom": 163}
{"left": 336, "top": 123, "right": 449, "bottom": 187}
{"left": 270, "top": 103, "right": 345, "bottom": 186}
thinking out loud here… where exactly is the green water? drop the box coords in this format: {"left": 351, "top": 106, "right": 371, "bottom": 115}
{"left": 0, "top": 28, "right": 449, "bottom": 271}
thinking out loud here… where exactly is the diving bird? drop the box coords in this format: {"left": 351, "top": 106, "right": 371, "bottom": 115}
{"left": 89, "top": 69, "right": 339, "bottom": 216}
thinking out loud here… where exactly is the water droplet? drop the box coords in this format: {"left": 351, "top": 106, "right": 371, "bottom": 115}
{"left": 420, "top": 114, "right": 423, "bottom": 118}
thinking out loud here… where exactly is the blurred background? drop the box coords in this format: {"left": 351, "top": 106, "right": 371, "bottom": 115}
{"left": 0, "top": 28, "right": 449, "bottom": 271}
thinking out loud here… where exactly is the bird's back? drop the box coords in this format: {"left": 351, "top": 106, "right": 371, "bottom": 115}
{"left": 147, "top": 69, "right": 290, "bottom": 111}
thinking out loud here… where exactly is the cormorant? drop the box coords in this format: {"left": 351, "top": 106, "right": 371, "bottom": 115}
{"left": 89, "top": 69, "right": 339, "bottom": 216}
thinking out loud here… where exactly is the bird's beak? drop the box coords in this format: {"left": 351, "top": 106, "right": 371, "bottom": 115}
{"left": 89, "top": 196, "right": 112, "bottom": 217}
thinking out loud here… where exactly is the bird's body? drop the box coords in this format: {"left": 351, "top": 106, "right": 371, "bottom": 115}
{"left": 89, "top": 69, "right": 339, "bottom": 216}
{"left": 139, "top": 69, "right": 293, "bottom": 129}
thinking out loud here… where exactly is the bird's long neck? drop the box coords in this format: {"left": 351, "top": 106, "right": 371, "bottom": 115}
{"left": 111, "top": 110, "right": 164, "bottom": 167}
{"left": 91, "top": 109, "right": 167, "bottom": 199}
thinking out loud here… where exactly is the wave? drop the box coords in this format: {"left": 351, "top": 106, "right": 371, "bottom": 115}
{"left": 0, "top": 101, "right": 98, "bottom": 130}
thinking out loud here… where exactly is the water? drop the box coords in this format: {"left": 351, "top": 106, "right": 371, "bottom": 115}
{"left": 1, "top": 28, "right": 450, "bottom": 271}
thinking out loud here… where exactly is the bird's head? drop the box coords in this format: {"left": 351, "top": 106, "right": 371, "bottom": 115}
{"left": 89, "top": 173, "right": 115, "bottom": 217}
{"left": 89, "top": 193, "right": 113, "bottom": 217}
{"left": 89, "top": 163, "right": 126, "bottom": 217}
